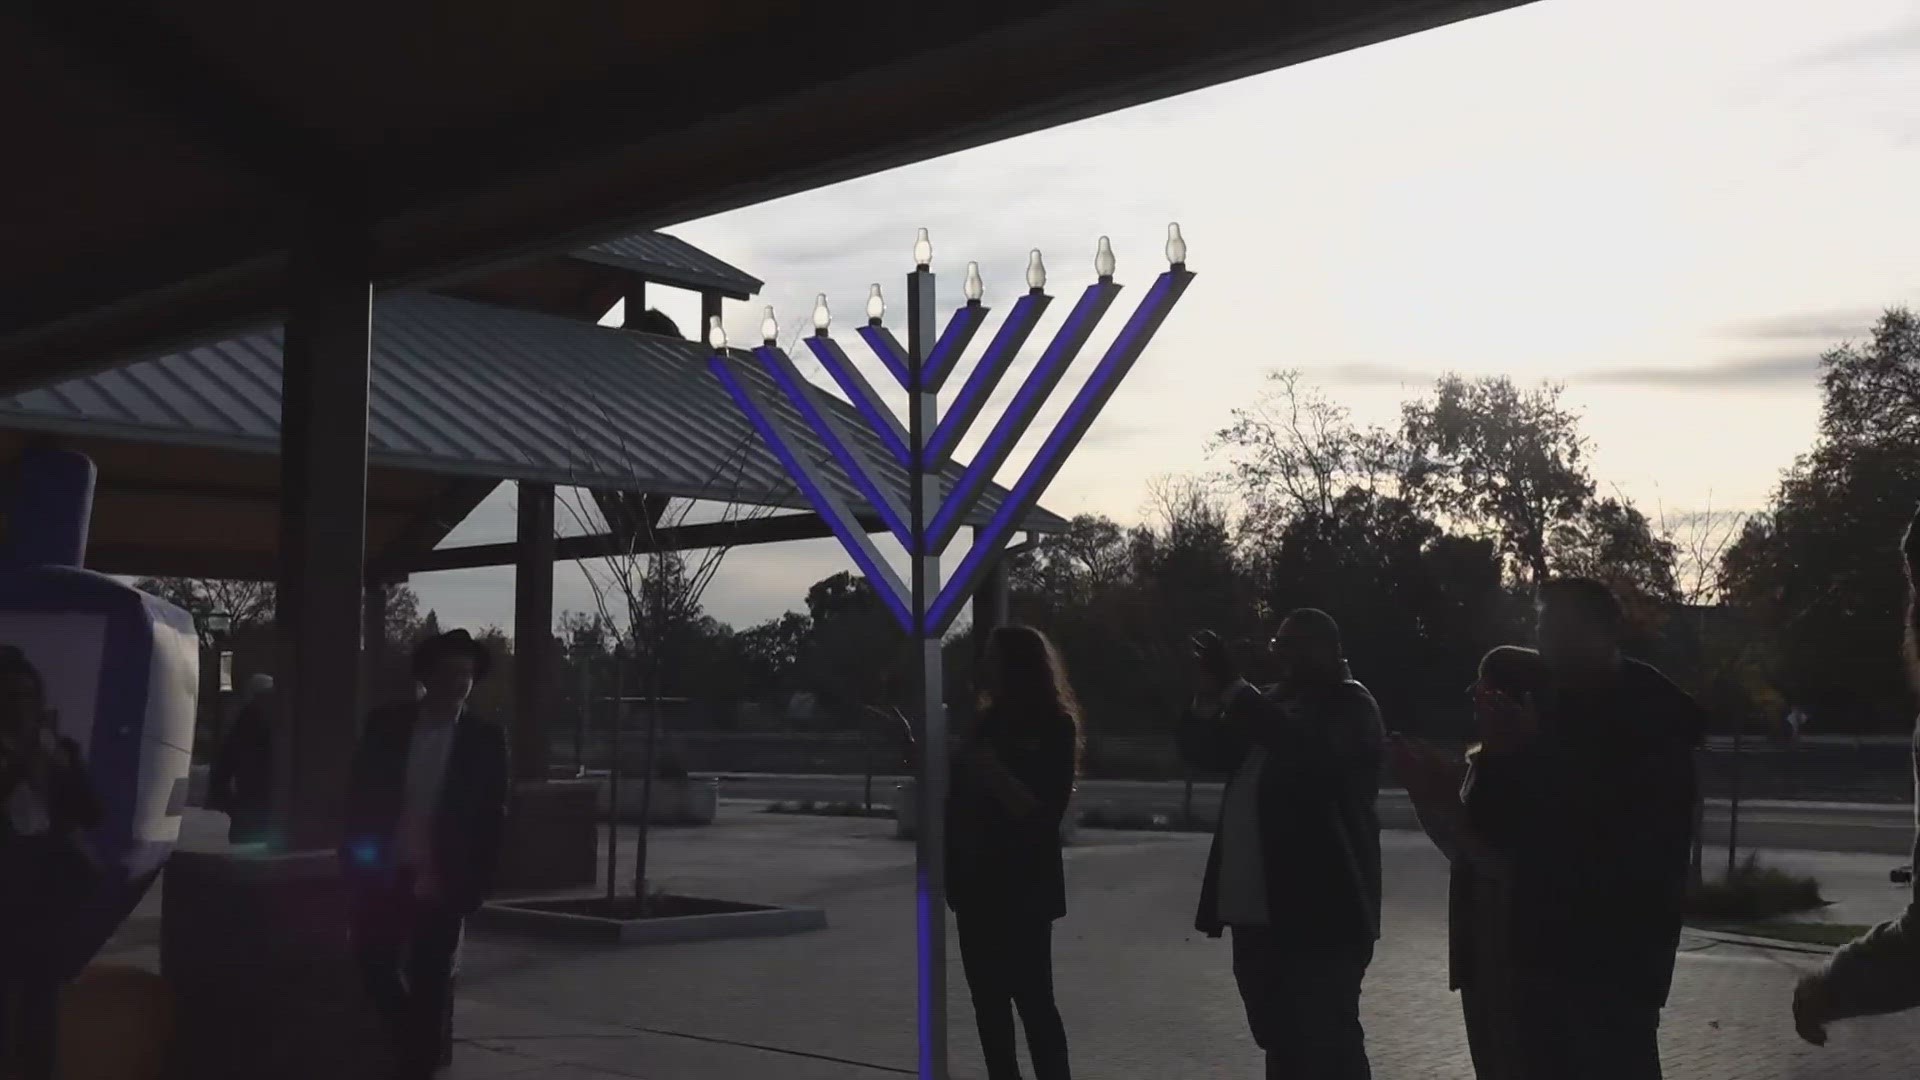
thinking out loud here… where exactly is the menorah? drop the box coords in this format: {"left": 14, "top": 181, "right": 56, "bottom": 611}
{"left": 708, "top": 225, "right": 1191, "bottom": 1079}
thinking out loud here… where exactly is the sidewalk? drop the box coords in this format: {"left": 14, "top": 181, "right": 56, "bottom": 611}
{"left": 116, "top": 808, "right": 1920, "bottom": 1078}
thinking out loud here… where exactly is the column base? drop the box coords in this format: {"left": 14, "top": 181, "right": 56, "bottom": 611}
{"left": 160, "top": 849, "right": 387, "bottom": 1080}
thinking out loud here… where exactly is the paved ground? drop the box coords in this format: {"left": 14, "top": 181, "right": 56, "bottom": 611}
{"left": 114, "top": 808, "right": 1920, "bottom": 1078}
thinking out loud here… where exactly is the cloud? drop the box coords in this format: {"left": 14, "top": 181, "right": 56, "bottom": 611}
{"left": 1799, "top": 19, "right": 1920, "bottom": 66}
{"left": 1313, "top": 362, "right": 1439, "bottom": 388}
{"left": 1723, "top": 310, "right": 1881, "bottom": 342}
{"left": 1572, "top": 353, "right": 1819, "bottom": 390}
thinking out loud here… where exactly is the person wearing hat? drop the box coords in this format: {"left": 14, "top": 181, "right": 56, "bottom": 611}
{"left": 341, "top": 629, "right": 508, "bottom": 1080}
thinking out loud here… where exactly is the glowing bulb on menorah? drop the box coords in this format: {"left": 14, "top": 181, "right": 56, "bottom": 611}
{"left": 964, "top": 262, "right": 984, "bottom": 305}
{"left": 1094, "top": 236, "right": 1116, "bottom": 281}
{"left": 1026, "top": 249, "right": 1047, "bottom": 293}
{"left": 760, "top": 306, "right": 779, "bottom": 345}
{"left": 913, "top": 228, "right": 933, "bottom": 270}
{"left": 1166, "top": 222, "right": 1187, "bottom": 267}
{"left": 707, "top": 315, "right": 727, "bottom": 351}
{"left": 813, "top": 294, "right": 832, "bottom": 335}
{"left": 867, "top": 284, "right": 886, "bottom": 324}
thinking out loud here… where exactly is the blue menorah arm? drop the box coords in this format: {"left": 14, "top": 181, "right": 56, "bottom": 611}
{"left": 856, "top": 324, "right": 912, "bottom": 388}
{"left": 708, "top": 355, "right": 916, "bottom": 632}
{"left": 927, "top": 268, "right": 1195, "bottom": 633}
{"left": 924, "top": 292, "right": 1051, "bottom": 468}
{"left": 754, "top": 345, "right": 913, "bottom": 550}
{"left": 803, "top": 335, "right": 911, "bottom": 469}
{"left": 924, "top": 281, "right": 1120, "bottom": 555}
{"left": 921, "top": 304, "right": 990, "bottom": 394}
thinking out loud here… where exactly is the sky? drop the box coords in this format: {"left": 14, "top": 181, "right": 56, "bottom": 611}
{"left": 413, "top": 0, "right": 1920, "bottom": 636}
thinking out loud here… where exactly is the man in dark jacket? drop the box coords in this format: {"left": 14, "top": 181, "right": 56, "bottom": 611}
{"left": 1465, "top": 577, "right": 1703, "bottom": 1080}
{"left": 341, "top": 630, "right": 509, "bottom": 1080}
{"left": 1180, "top": 609, "right": 1384, "bottom": 1080}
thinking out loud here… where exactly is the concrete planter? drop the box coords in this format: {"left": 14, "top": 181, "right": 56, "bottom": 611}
{"left": 893, "top": 780, "right": 1079, "bottom": 844}
{"left": 598, "top": 777, "right": 718, "bottom": 826}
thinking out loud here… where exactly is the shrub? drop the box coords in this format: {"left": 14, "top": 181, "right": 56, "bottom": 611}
{"left": 1686, "top": 853, "right": 1826, "bottom": 921}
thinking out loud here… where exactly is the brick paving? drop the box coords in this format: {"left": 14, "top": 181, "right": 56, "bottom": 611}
{"left": 132, "top": 807, "right": 1920, "bottom": 1077}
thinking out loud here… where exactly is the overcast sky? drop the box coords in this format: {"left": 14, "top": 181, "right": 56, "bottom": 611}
{"left": 413, "top": 0, "right": 1920, "bottom": 636}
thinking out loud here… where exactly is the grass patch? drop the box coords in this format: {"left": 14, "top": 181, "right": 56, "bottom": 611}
{"left": 763, "top": 799, "right": 893, "bottom": 819}
{"left": 1685, "top": 853, "right": 1827, "bottom": 921}
{"left": 1077, "top": 807, "right": 1212, "bottom": 833}
{"left": 1691, "top": 921, "right": 1870, "bottom": 949}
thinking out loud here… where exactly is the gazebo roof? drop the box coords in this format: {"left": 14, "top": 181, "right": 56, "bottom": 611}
{"left": 0, "top": 292, "right": 1066, "bottom": 579}
{"left": 571, "top": 233, "right": 762, "bottom": 300}
{"left": 0, "top": 0, "right": 1533, "bottom": 393}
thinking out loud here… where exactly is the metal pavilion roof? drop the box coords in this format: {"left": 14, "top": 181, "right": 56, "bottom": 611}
{"left": 0, "top": 291, "right": 1065, "bottom": 533}
{"left": 574, "top": 232, "right": 763, "bottom": 300}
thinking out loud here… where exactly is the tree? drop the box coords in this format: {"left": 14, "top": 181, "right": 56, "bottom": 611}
{"left": 1548, "top": 495, "right": 1680, "bottom": 634}
{"left": 1211, "top": 369, "right": 1410, "bottom": 546}
{"left": 134, "top": 577, "right": 276, "bottom": 628}
{"left": 1720, "top": 309, "right": 1920, "bottom": 732}
{"left": 561, "top": 451, "right": 774, "bottom": 903}
{"left": 1400, "top": 374, "right": 1597, "bottom": 586}
{"left": 736, "top": 612, "right": 811, "bottom": 689}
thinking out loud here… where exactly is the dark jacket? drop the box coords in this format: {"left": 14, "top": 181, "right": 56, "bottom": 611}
{"left": 1179, "top": 670, "right": 1385, "bottom": 943}
{"left": 208, "top": 697, "right": 274, "bottom": 815}
{"left": 945, "top": 703, "right": 1077, "bottom": 922}
{"left": 340, "top": 703, "right": 510, "bottom": 916}
{"left": 0, "top": 736, "right": 101, "bottom": 968}
{"left": 1464, "top": 658, "right": 1703, "bottom": 1009}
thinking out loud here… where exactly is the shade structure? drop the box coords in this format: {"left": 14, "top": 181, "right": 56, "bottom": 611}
{"left": 0, "top": 0, "right": 1536, "bottom": 393}
{"left": 0, "top": 291, "right": 1066, "bottom": 580}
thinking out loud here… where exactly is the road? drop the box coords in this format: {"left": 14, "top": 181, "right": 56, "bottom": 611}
{"left": 702, "top": 772, "right": 1919, "bottom": 857}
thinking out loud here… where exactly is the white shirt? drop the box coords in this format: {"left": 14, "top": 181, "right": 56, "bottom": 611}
{"left": 395, "top": 711, "right": 459, "bottom": 873}
{"left": 1216, "top": 743, "right": 1270, "bottom": 927}
{"left": 6, "top": 779, "right": 50, "bottom": 837}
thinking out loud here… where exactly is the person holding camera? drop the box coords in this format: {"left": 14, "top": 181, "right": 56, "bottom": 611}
{"left": 1179, "top": 610, "right": 1384, "bottom": 1080}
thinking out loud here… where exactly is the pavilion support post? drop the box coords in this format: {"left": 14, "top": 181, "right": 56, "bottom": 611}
{"left": 622, "top": 279, "right": 647, "bottom": 329}
{"left": 163, "top": 214, "right": 386, "bottom": 1080}
{"left": 274, "top": 218, "right": 373, "bottom": 852}
{"left": 513, "top": 481, "right": 556, "bottom": 780}
{"left": 362, "top": 579, "right": 389, "bottom": 705}
{"left": 700, "top": 291, "right": 723, "bottom": 343}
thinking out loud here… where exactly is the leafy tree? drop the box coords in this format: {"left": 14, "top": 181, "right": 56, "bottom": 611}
{"left": 1720, "top": 309, "right": 1920, "bottom": 731}
{"left": 1400, "top": 374, "right": 1596, "bottom": 586}
{"left": 134, "top": 577, "right": 276, "bottom": 628}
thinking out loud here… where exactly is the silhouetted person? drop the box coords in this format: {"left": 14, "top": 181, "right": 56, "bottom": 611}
{"left": 1465, "top": 579, "right": 1702, "bottom": 1080}
{"left": 1397, "top": 646, "right": 1543, "bottom": 1079}
{"left": 342, "top": 630, "right": 509, "bottom": 1080}
{"left": 1794, "top": 503, "right": 1920, "bottom": 1044}
{"left": 208, "top": 672, "right": 276, "bottom": 844}
{"left": 946, "top": 625, "right": 1081, "bottom": 1080}
{"left": 1181, "top": 610, "right": 1384, "bottom": 1080}
{"left": 0, "top": 646, "right": 100, "bottom": 1080}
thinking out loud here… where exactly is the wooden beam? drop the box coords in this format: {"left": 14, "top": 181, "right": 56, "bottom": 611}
{"left": 373, "top": 477, "right": 500, "bottom": 564}
{"left": 87, "top": 546, "right": 279, "bottom": 582}
{"left": 391, "top": 511, "right": 879, "bottom": 574}
{"left": 512, "top": 482, "right": 556, "bottom": 780}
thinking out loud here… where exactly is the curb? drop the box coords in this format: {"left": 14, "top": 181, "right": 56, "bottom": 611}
{"left": 474, "top": 901, "right": 828, "bottom": 946}
{"left": 1683, "top": 927, "right": 1840, "bottom": 956}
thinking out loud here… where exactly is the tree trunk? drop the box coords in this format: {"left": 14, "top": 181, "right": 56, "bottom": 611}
{"left": 605, "top": 662, "right": 625, "bottom": 901}
{"left": 633, "top": 660, "right": 661, "bottom": 905}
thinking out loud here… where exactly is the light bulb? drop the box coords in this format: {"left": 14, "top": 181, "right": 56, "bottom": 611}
{"left": 707, "top": 316, "right": 727, "bottom": 351}
{"left": 760, "top": 305, "right": 778, "bottom": 343}
{"left": 1094, "top": 236, "right": 1116, "bottom": 280}
{"left": 913, "top": 228, "right": 932, "bottom": 269}
{"left": 812, "top": 294, "right": 831, "bottom": 334}
{"left": 866, "top": 283, "right": 885, "bottom": 323}
{"left": 964, "top": 261, "right": 984, "bottom": 303}
{"left": 1166, "top": 222, "right": 1187, "bottom": 267}
{"left": 1026, "top": 249, "right": 1046, "bottom": 292}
